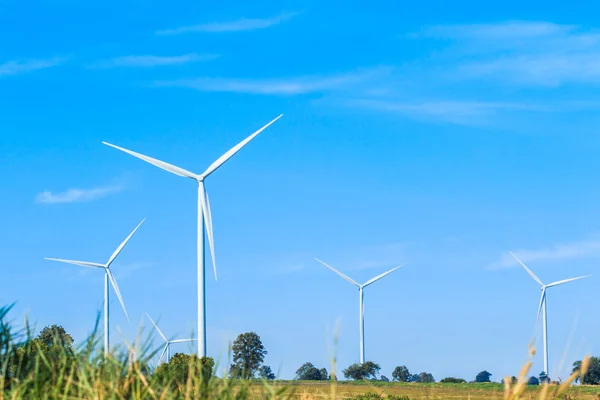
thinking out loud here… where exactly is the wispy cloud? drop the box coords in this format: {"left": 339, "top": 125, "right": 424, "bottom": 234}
{"left": 344, "top": 99, "right": 549, "bottom": 125}
{"left": 36, "top": 185, "right": 123, "bottom": 204}
{"left": 412, "top": 21, "right": 600, "bottom": 86}
{"left": 89, "top": 53, "right": 219, "bottom": 68}
{"left": 487, "top": 236, "right": 600, "bottom": 270}
{"left": 154, "top": 67, "right": 392, "bottom": 96}
{"left": 156, "top": 12, "right": 297, "bottom": 35}
{"left": 0, "top": 57, "right": 65, "bottom": 78}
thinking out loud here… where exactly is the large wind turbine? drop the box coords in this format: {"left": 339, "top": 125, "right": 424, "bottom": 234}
{"left": 146, "top": 313, "right": 197, "bottom": 365}
{"left": 102, "top": 115, "right": 282, "bottom": 358}
{"left": 46, "top": 219, "right": 145, "bottom": 355}
{"left": 315, "top": 258, "right": 408, "bottom": 364}
{"left": 509, "top": 251, "right": 591, "bottom": 378}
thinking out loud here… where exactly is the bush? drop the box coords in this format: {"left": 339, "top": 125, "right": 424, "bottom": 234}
{"left": 440, "top": 377, "right": 466, "bottom": 383}
{"left": 346, "top": 394, "right": 410, "bottom": 400}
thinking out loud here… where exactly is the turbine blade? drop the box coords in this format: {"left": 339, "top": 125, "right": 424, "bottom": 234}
{"left": 44, "top": 258, "right": 105, "bottom": 269}
{"left": 509, "top": 251, "right": 544, "bottom": 286}
{"left": 314, "top": 258, "right": 360, "bottom": 287}
{"left": 106, "top": 219, "right": 145, "bottom": 266}
{"left": 107, "top": 270, "right": 129, "bottom": 322}
{"left": 102, "top": 141, "right": 198, "bottom": 179}
{"left": 145, "top": 313, "right": 168, "bottom": 342}
{"left": 158, "top": 343, "right": 168, "bottom": 364}
{"left": 362, "top": 262, "right": 409, "bottom": 288}
{"left": 170, "top": 338, "right": 198, "bottom": 343}
{"left": 199, "top": 182, "right": 217, "bottom": 280}
{"left": 200, "top": 114, "right": 283, "bottom": 179}
{"left": 546, "top": 275, "right": 591, "bottom": 288}
{"left": 536, "top": 288, "right": 546, "bottom": 322}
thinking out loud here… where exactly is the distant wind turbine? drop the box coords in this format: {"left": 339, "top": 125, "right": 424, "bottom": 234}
{"left": 146, "top": 313, "right": 197, "bottom": 365}
{"left": 509, "top": 251, "right": 591, "bottom": 378}
{"left": 102, "top": 114, "right": 282, "bottom": 358}
{"left": 46, "top": 219, "right": 145, "bottom": 355}
{"left": 315, "top": 258, "right": 408, "bottom": 364}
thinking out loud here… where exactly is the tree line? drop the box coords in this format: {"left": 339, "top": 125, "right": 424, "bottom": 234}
{"left": 3, "top": 314, "right": 600, "bottom": 388}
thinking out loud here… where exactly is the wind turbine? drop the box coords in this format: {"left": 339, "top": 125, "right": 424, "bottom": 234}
{"left": 102, "top": 114, "right": 282, "bottom": 358}
{"left": 509, "top": 251, "right": 591, "bottom": 378}
{"left": 146, "top": 313, "right": 197, "bottom": 365}
{"left": 315, "top": 258, "right": 408, "bottom": 364}
{"left": 46, "top": 219, "right": 145, "bottom": 355}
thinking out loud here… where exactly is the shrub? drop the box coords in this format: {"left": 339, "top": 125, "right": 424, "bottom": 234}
{"left": 441, "top": 377, "right": 467, "bottom": 383}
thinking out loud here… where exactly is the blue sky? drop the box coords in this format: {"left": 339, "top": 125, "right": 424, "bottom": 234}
{"left": 2, "top": 0, "right": 600, "bottom": 382}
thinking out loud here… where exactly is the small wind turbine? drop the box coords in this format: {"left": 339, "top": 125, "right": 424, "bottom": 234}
{"left": 102, "top": 114, "right": 282, "bottom": 358}
{"left": 146, "top": 313, "right": 197, "bottom": 365}
{"left": 509, "top": 251, "right": 591, "bottom": 378}
{"left": 46, "top": 219, "right": 145, "bottom": 355}
{"left": 315, "top": 258, "right": 408, "bottom": 364}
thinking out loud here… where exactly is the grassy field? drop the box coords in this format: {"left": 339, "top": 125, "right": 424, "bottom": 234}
{"left": 265, "top": 381, "right": 600, "bottom": 400}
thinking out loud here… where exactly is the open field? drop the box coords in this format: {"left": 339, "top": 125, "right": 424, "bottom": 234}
{"left": 263, "top": 381, "right": 600, "bottom": 400}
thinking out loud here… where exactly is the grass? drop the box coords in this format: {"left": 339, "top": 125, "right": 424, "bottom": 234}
{"left": 1, "top": 304, "right": 598, "bottom": 400}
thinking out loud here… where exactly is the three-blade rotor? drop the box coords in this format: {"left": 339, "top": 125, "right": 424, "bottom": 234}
{"left": 102, "top": 114, "right": 283, "bottom": 282}
{"left": 147, "top": 313, "right": 197, "bottom": 364}
{"left": 509, "top": 251, "right": 591, "bottom": 322}
{"left": 314, "top": 258, "right": 408, "bottom": 288}
{"left": 45, "top": 219, "right": 145, "bottom": 321}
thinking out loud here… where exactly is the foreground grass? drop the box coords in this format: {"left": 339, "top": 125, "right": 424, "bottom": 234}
{"left": 1, "top": 304, "right": 596, "bottom": 399}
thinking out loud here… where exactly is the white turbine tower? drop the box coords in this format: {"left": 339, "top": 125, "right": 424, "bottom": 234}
{"left": 45, "top": 219, "right": 145, "bottom": 355}
{"left": 315, "top": 258, "right": 408, "bottom": 364}
{"left": 146, "top": 313, "right": 197, "bottom": 365}
{"left": 102, "top": 114, "right": 282, "bottom": 358}
{"left": 509, "top": 251, "right": 591, "bottom": 378}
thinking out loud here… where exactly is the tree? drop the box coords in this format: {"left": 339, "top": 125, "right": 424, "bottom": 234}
{"left": 527, "top": 376, "right": 540, "bottom": 385}
{"left": 419, "top": 372, "right": 435, "bottom": 383}
{"left": 392, "top": 365, "right": 411, "bottom": 382}
{"left": 539, "top": 371, "right": 549, "bottom": 383}
{"left": 319, "top": 367, "right": 329, "bottom": 381}
{"left": 573, "top": 357, "right": 600, "bottom": 385}
{"left": 342, "top": 362, "right": 381, "bottom": 380}
{"left": 229, "top": 332, "right": 267, "bottom": 379}
{"left": 154, "top": 354, "right": 214, "bottom": 390}
{"left": 475, "top": 370, "right": 492, "bottom": 383}
{"left": 296, "top": 362, "right": 324, "bottom": 380}
{"left": 380, "top": 375, "right": 390, "bottom": 382}
{"left": 259, "top": 365, "right": 275, "bottom": 380}
{"left": 441, "top": 377, "right": 466, "bottom": 383}
{"left": 37, "top": 325, "right": 74, "bottom": 349}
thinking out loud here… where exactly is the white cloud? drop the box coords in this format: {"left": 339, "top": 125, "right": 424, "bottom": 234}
{"left": 90, "top": 53, "right": 219, "bottom": 68}
{"left": 345, "top": 99, "right": 548, "bottom": 125}
{"left": 156, "top": 12, "right": 297, "bottom": 35}
{"left": 0, "top": 57, "right": 65, "bottom": 78}
{"left": 154, "top": 67, "right": 392, "bottom": 96}
{"left": 412, "top": 21, "right": 600, "bottom": 86}
{"left": 487, "top": 237, "right": 600, "bottom": 270}
{"left": 36, "top": 185, "right": 123, "bottom": 204}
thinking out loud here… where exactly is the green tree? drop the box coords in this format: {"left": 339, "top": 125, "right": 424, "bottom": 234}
{"left": 154, "top": 353, "right": 214, "bottom": 391}
{"left": 319, "top": 367, "right": 329, "bottom": 380}
{"left": 296, "top": 362, "right": 324, "bottom": 380}
{"left": 342, "top": 362, "right": 381, "bottom": 380}
{"left": 259, "top": 365, "right": 275, "bottom": 380}
{"left": 37, "top": 325, "right": 74, "bottom": 349}
{"left": 380, "top": 375, "right": 390, "bottom": 382}
{"left": 475, "top": 370, "right": 492, "bottom": 383}
{"left": 539, "top": 371, "right": 549, "bottom": 383}
{"left": 572, "top": 357, "right": 600, "bottom": 384}
{"left": 392, "top": 365, "right": 411, "bottom": 382}
{"left": 229, "top": 332, "right": 267, "bottom": 379}
{"left": 528, "top": 376, "right": 540, "bottom": 385}
{"left": 418, "top": 372, "right": 435, "bottom": 383}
